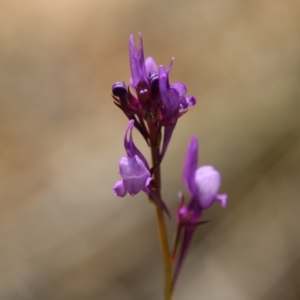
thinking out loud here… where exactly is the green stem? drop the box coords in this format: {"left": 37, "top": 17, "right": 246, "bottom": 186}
{"left": 149, "top": 125, "right": 173, "bottom": 300}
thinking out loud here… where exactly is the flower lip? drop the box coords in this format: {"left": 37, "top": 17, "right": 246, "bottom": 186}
{"left": 119, "top": 155, "right": 151, "bottom": 196}
{"left": 194, "top": 166, "right": 221, "bottom": 209}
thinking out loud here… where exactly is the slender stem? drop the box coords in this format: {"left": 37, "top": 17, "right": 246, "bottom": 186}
{"left": 171, "top": 224, "right": 182, "bottom": 262}
{"left": 149, "top": 125, "right": 173, "bottom": 300}
{"left": 155, "top": 206, "right": 172, "bottom": 300}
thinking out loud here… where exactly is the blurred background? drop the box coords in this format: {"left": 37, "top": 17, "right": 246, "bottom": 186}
{"left": 1, "top": 0, "right": 300, "bottom": 299}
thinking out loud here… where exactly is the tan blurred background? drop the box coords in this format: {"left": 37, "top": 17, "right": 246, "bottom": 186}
{"left": 1, "top": 0, "right": 300, "bottom": 299}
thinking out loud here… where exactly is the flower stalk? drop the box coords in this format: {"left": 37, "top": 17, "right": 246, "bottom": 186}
{"left": 148, "top": 123, "right": 173, "bottom": 300}
{"left": 111, "top": 33, "right": 227, "bottom": 299}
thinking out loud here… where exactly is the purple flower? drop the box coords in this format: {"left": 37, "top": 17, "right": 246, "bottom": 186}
{"left": 173, "top": 136, "right": 227, "bottom": 289}
{"left": 183, "top": 136, "right": 227, "bottom": 210}
{"left": 159, "top": 65, "right": 196, "bottom": 160}
{"left": 113, "top": 120, "right": 152, "bottom": 197}
{"left": 113, "top": 120, "right": 170, "bottom": 216}
{"left": 159, "top": 64, "right": 196, "bottom": 125}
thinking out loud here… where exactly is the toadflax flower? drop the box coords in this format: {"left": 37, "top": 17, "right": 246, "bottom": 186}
{"left": 158, "top": 65, "right": 196, "bottom": 160}
{"left": 173, "top": 136, "right": 227, "bottom": 288}
{"left": 159, "top": 64, "right": 196, "bottom": 125}
{"left": 113, "top": 120, "right": 170, "bottom": 216}
{"left": 113, "top": 120, "right": 152, "bottom": 197}
{"left": 182, "top": 137, "right": 227, "bottom": 211}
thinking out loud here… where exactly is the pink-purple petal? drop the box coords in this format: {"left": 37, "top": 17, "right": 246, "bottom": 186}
{"left": 129, "top": 34, "right": 147, "bottom": 87}
{"left": 171, "top": 82, "right": 187, "bottom": 96}
{"left": 158, "top": 66, "right": 181, "bottom": 117}
{"left": 186, "top": 96, "right": 196, "bottom": 106}
{"left": 145, "top": 56, "right": 158, "bottom": 76}
{"left": 183, "top": 136, "right": 199, "bottom": 196}
{"left": 216, "top": 194, "right": 227, "bottom": 209}
{"left": 166, "top": 57, "right": 174, "bottom": 74}
{"left": 142, "top": 177, "right": 153, "bottom": 193}
{"left": 124, "top": 120, "right": 149, "bottom": 169}
{"left": 158, "top": 65, "right": 170, "bottom": 94}
{"left": 159, "top": 65, "right": 194, "bottom": 123}
{"left": 119, "top": 155, "right": 151, "bottom": 196}
{"left": 129, "top": 35, "right": 140, "bottom": 87}
{"left": 124, "top": 120, "right": 133, "bottom": 156}
{"left": 194, "top": 166, "right": 221, "bottom": 209}
{"left": 113, "top": 180, "right": 127, "bottom": 197}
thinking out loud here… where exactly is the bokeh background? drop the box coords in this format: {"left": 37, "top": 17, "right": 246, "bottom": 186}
{"left": 1, "top": 0, "right": 300, "bottom": 299}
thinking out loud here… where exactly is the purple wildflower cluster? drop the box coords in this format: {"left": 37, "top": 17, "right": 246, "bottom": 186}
{"left": 112, "top": 33, "right": 227, "bottom": 292}
{"left": 112, "top": 34, "right": 195, "bottom": 160}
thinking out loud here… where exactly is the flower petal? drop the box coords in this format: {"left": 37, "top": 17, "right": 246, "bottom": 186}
{"left": 171, "top": 82, "right": 187, "bottom": 97}
{"left": 145, "top": 56, "right": 158, "bottom": 76}
{"left": 216, "top": 194, "right": 227, "bottom": 209}
{"left": 183, "top": 137, "right": 199, "bottom": 196}
{"left": 119, "top": 155, "right": 151, "bottom": 196}
{"left": 113, "top": 180, "right": 127, "bottom": 197}
{"left": 124, "top": 120, "right": 149, "bottom": 169}
{"left": 142, "top": 177, "right": 152, "bottom": 193}
{"left": 186, "top": 96, "right": 196, "bottom": 106}
{"left": 129, "top": 34, "right": 147, "bottom": 87}
{"left": 170, "top": 83, "right": 196, "bottom": 110}
{"left": 194, "top": 166, "right": 221, "bottom": 209}
{"left": 124, "top": 120, "right": 134, "bottom": 156}
{"left": 159, "top": 66, "right": 180, "bottom": 113}
{"left": 159, "top": 66, "right": 189, "bottom": 122}
{"left": 158, "top": 65, "right": 170, "bottom": 94}
{"left": 166, "top": 57, "right": 174, "bottom": 74}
